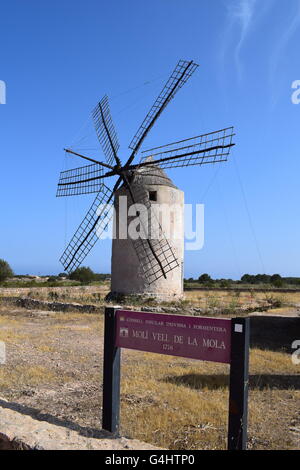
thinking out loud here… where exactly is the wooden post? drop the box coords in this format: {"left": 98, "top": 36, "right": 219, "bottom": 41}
{"left": 102, "top": 307, "right": 121, "bottom": 435}
{"left": 228, "top": 317, "right": 250, "bottom": 450}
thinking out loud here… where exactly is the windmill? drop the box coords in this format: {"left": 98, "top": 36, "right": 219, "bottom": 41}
{"left": 56, "top": 59, "right": 235, "bottom": 298}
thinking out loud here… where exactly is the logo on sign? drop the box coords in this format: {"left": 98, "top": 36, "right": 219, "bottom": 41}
{"left": 120, "top": 327, "right": 129, "bottom": 338}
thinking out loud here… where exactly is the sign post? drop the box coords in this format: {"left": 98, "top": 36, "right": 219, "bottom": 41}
{"left": 102, "top": 307, "right": 120, "bottom": 435}
{"left": 102, "top": 308, "right": 250, "bottom": 449}
{"left": 228, "top": 317, "right": 250, "bottom": 450}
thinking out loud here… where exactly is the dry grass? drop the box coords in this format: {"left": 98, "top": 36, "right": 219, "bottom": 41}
{"left": 120, "top": 348, "right": 300, "bottom": 450}
{"left": 0, "top": 364, "right": 73, "bottom": 389}
{"left": 0, "top": 302, "right": 299, "bottom": 450}
{"left": 0, "top": 284, "right": 109, "bottom": 304}
{"left": 184, "top": 289, "right": 294, "bottom": 310}
{"left": 121, "top": 353, "right": 229, "bottom": 449}
{"left": 0, "top": 314, "right": 27, "bottom": 344}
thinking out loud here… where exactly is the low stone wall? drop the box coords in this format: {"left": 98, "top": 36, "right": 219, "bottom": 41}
{"left": 0, "top": 286, "right": 106, "bottom": 296}
{"left": 0, "top": 398, "right": 159, "bottom": 450}
{"left": 0, "top": 295, "right": 272, "bottom": 317}
{"left": 0, "top": 296, "right": 102, "bottom": 314}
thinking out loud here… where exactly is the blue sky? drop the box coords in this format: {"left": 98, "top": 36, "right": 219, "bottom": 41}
{"left": 0, "top": 0, "right": 299, "bottom": 278}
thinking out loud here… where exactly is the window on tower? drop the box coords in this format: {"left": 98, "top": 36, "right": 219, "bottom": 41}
{"left": 149, "top": 191, "right": 157, "bottom": 202}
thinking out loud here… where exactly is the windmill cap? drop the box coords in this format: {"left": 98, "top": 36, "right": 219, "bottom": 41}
{"left": 134, "top": 162, "right": 178, "bottom": 189}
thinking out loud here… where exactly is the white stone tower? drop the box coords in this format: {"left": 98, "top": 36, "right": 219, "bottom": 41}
{"left": 110, "top": 165, "right": 184, "bottom": 300}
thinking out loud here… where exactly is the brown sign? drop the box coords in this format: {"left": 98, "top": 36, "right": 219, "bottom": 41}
{"left": 115, "top": 310, "right": 231, "bottom": 364}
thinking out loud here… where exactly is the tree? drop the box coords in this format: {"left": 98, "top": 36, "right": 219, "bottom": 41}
{"left": 0, "top": 259, "right": 14, "bottom": 283}
{"left": 270, "top": 274, "right": 283, "bottom": 288}
{"left": 198, "top": 273, "right": 213, "bottom": 284}
{"left": 219, "top": 279, "right": 231, "bottom": 288}
{"left": 69, "top": 267, "right": 95, "bottom": 285}
{"left": 241, "top": 274, "right": 255, "bottom": 284}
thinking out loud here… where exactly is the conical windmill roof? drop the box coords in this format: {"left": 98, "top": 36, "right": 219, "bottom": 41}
{"left": 134, "top": 164, "right": 178, "bottom": 188}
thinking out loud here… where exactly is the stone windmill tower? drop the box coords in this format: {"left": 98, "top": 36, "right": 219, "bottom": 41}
{"left": 111, "top": 163, "right": 184, "bottom": 300}
{"left": 56, "top": 60, "right": 235, "bottom": 298}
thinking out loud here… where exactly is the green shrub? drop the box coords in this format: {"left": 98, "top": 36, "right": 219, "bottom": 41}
{"left": 69, "top": 267, "right": 95, "bottom": 285}
{"left": 0, "top": 259, "right": 14, "bottom": 283}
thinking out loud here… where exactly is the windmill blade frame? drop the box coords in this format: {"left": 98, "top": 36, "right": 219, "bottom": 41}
{"left": 137, "top": 127, "right": 235, "bottom": 171}
{"left": 128, "top": 59, "right": 199, "bottom": 157}
{"left": 56, "top": 162, "right": 105, "bottom": 197}
{"left": 92, "top": 95, "right": 120, "bottom": 167}
{"left": 60, "top": 184, "right": 115, "bottom": 273}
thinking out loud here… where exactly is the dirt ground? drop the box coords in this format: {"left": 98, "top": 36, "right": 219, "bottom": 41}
{"left": 0, "top": 308, "right": 104, "bottom": 437}
{"left": 0, "top": 300, "right": 299, "bottom": 450}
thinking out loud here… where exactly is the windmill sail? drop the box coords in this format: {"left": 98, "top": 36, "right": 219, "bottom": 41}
{"left": 138, "top": 127, "right": 235, "bottom": 170}
{"left": 128, "top": 60, "right": 199, "bottom": 155}
{"left": 56, "top": 162, "right": 104, "bottom": 197}
{"left": 60, "top": 184, "right": 114, "bottom": 273}
{"left": 92, "top": 95, "right": 120, "bottom": 166}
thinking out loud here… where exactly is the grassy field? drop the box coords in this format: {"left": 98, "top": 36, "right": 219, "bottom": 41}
{"left": 0, "top": 297, "right": 299, "bottom": 450}
{"left": 1, "top": 283, "right": 299, "bottom": 314}
{"left": 121, "top": 348, "right": 300, "bottom": 449}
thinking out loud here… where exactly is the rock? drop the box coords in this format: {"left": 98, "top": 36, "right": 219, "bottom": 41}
{"left": 161, "top": 307, "right": 178, "bottom": 313}
{"left": 141, "top": 307, "right": 162, "bottom": 313}
{"left": 0, "top": 397, "right": 161, "bottom": 450}
{"left": 192, "top": 308, "right": 204, "bottom": 314}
